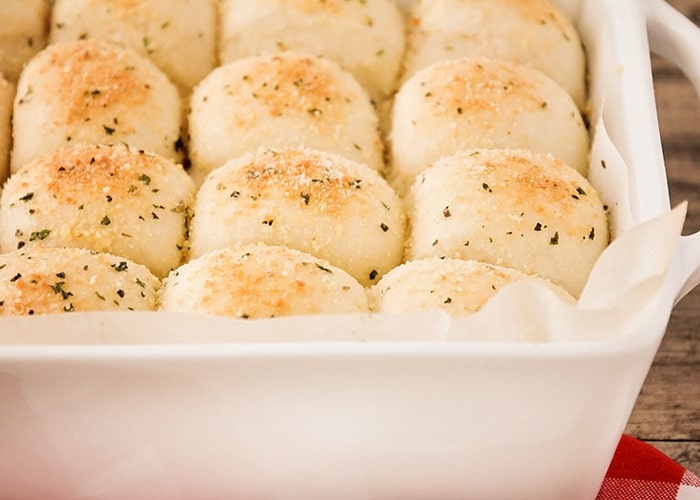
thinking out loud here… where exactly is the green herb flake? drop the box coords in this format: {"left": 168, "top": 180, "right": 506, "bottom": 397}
{"left": 103, "top": 125, "right": 116, "bottom": 135}
{"left": 315, "top": 263, "right": 333, "bottom": 274}
{"left": 112, "top": 261, "right": 128, "bottom": 272}
{"left": 50, "top": 282, "right": 73, "bottom": 300}
{"left": 142, "top": 36, "right": 154, "bottom": 53}
{"left": 550, "top": 232, "right": 560, "bottom": 245}
{"left": 29, "top": 229, "right": 51, "bottom": 241}
{"left": 101, "top": 215, "right": 111, "bottom": 226}
{"left": 138, "top": 174, "right": 152, "bottom": 185}
{"left": 19, "top": 192, "right": 34, "bottom": 202}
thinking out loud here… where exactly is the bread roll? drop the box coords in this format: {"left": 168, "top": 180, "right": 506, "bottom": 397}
{"left": 389, "top": 57, "right": 589, "bottom": 193}
{"left": 403, "top": 0, "right": 587, "bottom": 109}
{"left": 160, "top": 244, "right": 369, "bottom": 319}
{"left": 370, "top": 257, "right": 573, "bottom": 315}
{"left": 0, "top": 0, "right": 50, "bottom": 82}
{"left": 188, "top": 52, "right": 384, "bottom": 186}
{"left": 50, "top": 0, "right": 218, "bottom": 95}
{"left": 0, "top": 143, "right": 195, "bottom": 278}
{"left": 218, "top": 0, "right": 405, "bottom": 102}
{"left": 191, "top": 147, "right": 405, "bottom": 286}
{"left": 0, "top": 75, "right": 13, "bottom": 185}
{"left": 407, "top": 149, "right": 608, "bottom": 297}
{"left": 0, "top": 246, "right": 159, "bottom": 316}
{"left": 10, "top": 39, "right": 182, "bottom": 172}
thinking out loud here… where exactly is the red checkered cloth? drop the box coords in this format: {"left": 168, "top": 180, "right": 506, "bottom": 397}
{"left": 597, "top": 435, "right": 700, "bottom": 499}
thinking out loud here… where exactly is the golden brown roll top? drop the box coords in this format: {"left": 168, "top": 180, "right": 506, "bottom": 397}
{"left": 160, "top": 243, "right": 369, "bottom": 319}
{"left": 403, "top": 0, "right": 587, "bottom": 109}
{"left": 407, "top": 149, "right": 608, "bottom": 297}
{"left": 191, "top": 147, "right": 405, "bottom": 286}
{"left": 0, "top": 143, "right": 195, "bottom": 278}
{"left": 188, "top": 52, "right": 385, "bottom": 186}
{"left": 10, "top": 39, "right": 182, "bottom": 172}
{"left": 369, "top": 257, "right": 574, "bottom": 315}
{"left": 0, "top": 246, "right": 159, "bottom": 316}
{"left": 218, "top": 0, "right": 406, "bottom": 102}
{"left": 389, "top": 57, "right": 589, "bottom": 193}
{"left": 49, "top": 0, "right": 218, "bottom": 95}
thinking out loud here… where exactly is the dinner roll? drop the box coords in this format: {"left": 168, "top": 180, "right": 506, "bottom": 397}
{"left": 160, "top": 244, "right": 369, "bottom": 319}
{"left": 0, "top": 143, "right": 195, "bottom": 278}
{"left": 218, "top": 0, "right": 405, "bottom": 102}
{"left": 370, "top": 257, "right": 573, "bottom": 315}
{"left": 10, "top": 39, "right": 182, "bottom": 172}
{"left": 50, "top": 0, "right": 218, "bottom": 95}
{"left": 0, "top": 246, "right": 159, "bottom": 316}
{"left": 0, "top": 0, "right": 50, "bottom": 82}
{"left": 188, "top": 52, "right": 384, "bottom": 186}
{"left": 191, "top": 147, "right": 405, "bottom": 286}
{"left": 403, "top": 0, "right": 587, "bottom": 109}
{"left": 0, "top": 76, "right": 13, "bottom": 185}
{"left": 407, "top": 149, "right": 608, "bottom": 297}
{"left": 389, "top": 58, "right": 589, "bottom": 193}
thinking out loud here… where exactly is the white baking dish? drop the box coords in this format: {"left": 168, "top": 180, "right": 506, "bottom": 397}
{"left": 1, "top": 0, "right": 700, "bottom": 498}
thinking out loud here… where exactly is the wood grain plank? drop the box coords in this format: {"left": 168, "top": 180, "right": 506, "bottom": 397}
{"left": 626, "top": 0, "right": 700, "bottom": 476}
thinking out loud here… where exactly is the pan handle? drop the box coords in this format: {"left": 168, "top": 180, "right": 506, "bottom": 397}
{"left": 647, "top": 0, "right": 700, "bottom": 303}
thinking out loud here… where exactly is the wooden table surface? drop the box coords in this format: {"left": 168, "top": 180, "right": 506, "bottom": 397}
{"left": 625, "top": 0, "right": 700, "bottom": 476}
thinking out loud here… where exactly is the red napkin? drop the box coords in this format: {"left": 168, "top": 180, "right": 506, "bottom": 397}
{"left": 597, "top": 435, "right": 700, "bottom": 499}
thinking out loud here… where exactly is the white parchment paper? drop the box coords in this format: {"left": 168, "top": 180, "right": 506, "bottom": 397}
{"left": 0, "top": 0, "right": 698, "bottom": 346}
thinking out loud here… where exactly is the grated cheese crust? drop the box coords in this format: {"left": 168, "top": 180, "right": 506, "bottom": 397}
{"left": 188, "top": 52, "right": 384, "bottom": 186}
{"left": 50, "top": 0, "right": 218, "bottom": 95}
{"left": 0, "top": 143, "right": 195, "bottom": 278}
{"left": 191, "top": 147, "right": 405, "bottom": 286}
{"left": 402, "top": 0, "right": 587, "bottom": 109}
{"left": 160, "top": 243, "right": 369, "bottom": 319}
{"left": 369, "top": 257, "right": 573, "bottom": 315}
{"left": 0, "top": 246, "right": 159, "bottom": 316}
{"left": 390, "top": 57, "right": 589, "bottom": 193}
{"left": 407, "top": 148, "right": 608, "bottom": 297}
{"left": 218, "top": 0, "right": 405, "bottom": 102}
{"left": 10, "top": 39, "right": 182, "bottom": 172}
